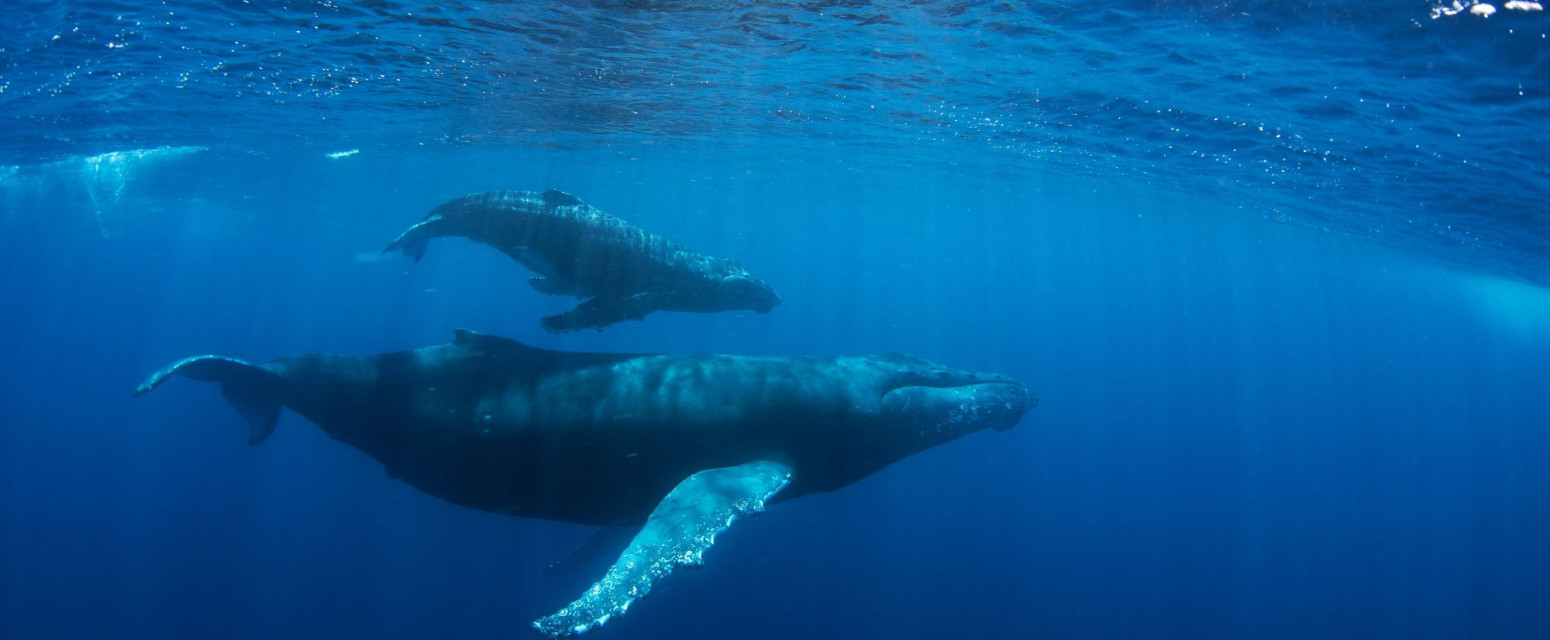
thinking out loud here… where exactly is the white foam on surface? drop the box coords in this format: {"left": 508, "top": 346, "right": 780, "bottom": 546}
{"left": 1432, "top": 0, "right": 1541, "bottom": 18}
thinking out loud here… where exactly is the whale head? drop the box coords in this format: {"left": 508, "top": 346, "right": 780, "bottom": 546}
{"left": 718, "top": 274, "right": 782, "bottom": 313}
{"left": 863, "top": 354, "right": 1035, "bottom": 454}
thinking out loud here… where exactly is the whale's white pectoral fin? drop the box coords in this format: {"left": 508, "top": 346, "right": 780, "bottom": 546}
{"left": 531, "top": 460, "right": 793, "bottom": 637}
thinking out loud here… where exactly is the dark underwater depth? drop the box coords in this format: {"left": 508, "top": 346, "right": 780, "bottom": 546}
{"left": 2, "top": 2, "right": 1549, "bottom": 640}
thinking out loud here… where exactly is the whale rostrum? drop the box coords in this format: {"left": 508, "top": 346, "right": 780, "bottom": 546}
{"left": 135, "top": 330, "right": 1035, "bottom": 636}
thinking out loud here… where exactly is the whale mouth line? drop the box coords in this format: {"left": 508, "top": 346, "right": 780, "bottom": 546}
{"left": 878, "top": 381, "right": 1032, "bottom": 406}
{"left": 880, "top": 376, "right": 1022, "bottom": 396}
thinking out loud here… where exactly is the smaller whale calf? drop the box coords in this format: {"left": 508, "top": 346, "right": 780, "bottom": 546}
{"left": 384, "top": 189, "right": 781, "bottom": 332}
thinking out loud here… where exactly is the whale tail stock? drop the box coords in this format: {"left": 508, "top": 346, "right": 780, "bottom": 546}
{"left": 134, "top": 355, "right": 285, "bottom": 445}
{"left": 382, "top": 216, "right": 439, "bottom": 262}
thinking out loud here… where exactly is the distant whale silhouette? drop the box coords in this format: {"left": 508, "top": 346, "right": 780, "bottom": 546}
{"left": 383, "top": 189, "right": 781, "bottom": 332}
{"left": 135, "top": 330, "right": 1034, "bottom": 636}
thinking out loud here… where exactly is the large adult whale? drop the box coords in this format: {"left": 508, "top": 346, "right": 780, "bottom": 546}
{"left": 383, "top": 189, "right": 781, "bottom": 333}
{"left": 135, "top": 330, "right": 1035, "bottom": 636}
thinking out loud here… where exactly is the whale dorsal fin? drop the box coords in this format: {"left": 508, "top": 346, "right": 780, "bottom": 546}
{"left": 876, "top": 352, "right": 935, "bottom": 366}
{"left": 533, "top": 460, "right": 793, "bottom": 637}
{"left": 541, "top": 189, "right": 584, "bottom": 208}
{"left": 452, "top": 328, "right": 534, "bottom": 351}
{"left": 450, "top": 329, "right": 647, "bottom": 371}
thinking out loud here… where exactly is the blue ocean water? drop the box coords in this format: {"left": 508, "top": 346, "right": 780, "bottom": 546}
{"left": 2, "top": 2, "right": 1549, "bottom": 640}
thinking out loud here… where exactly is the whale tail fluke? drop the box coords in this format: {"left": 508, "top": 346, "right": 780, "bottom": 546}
{"left": 135, "top": 355, "right": 285, "bottom": 445}
{"left": 382, "top": 217, "right": 438, "bottom": 262}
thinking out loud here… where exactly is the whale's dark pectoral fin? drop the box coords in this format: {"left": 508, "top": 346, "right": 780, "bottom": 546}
{"left": 529, "top": 277, "right": 581, "bottom": 298}
{"left": 134, "top": 355, "right": 285, "bottom": 445}
{"left": 540, "top": 295, "right": 660, "bottom": 333}
{"left": 382, "top": 217, "right": 440, "bottom": 262}
{"left": 532, "top": 460, "right": 793, "bottom": 638}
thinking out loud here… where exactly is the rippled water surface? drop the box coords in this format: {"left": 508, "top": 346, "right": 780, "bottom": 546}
{"left": 4, "top": 0, "right": 1549, "bottom": 280}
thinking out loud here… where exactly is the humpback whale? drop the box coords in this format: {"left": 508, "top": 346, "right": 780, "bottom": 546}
{"left": 383, "top": 190, "right": 781, "bottom": 332}
{"left": 135, "top": 330, "right": 1035, "bottom": 636}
